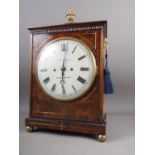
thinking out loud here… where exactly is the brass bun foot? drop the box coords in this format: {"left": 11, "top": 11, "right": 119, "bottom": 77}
{"left": 26, "top": 126, "right": 33, "bottom": 132}
{"left": 98, "top": 135, "right": 106, "bottom": 142}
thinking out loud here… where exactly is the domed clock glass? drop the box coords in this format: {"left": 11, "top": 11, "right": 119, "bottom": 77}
{"left": 37, "top": 38, "right": 97, "bottom": 101}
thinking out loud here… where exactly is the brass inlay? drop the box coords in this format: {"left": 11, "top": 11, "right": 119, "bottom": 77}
{"left": 29, "top": 122, "right": 66, "bottom": 131}
{"left": 36, "top": 111, "right": 61, "bottom": 115}
{"left": 29, "top": 122, "right": 58, "bottom": 127}
{"left": 82, "top": 32, "right": 97, "bottom": 49}
{"left": 31, "top": 25, "right": 103, "bottom": 35}
{"left": 29, "top": 122, "right": 106, "bottom": 133}
{"left": 60, "top": 122, "right": 65, "bottom": 131}
{"left": 34, "top": 33, "right": 96, "bottom": 53}
{"left": 77, "top": 86, "right": 97, "bottom": 104}
{"left": 29, "top": 122, "right": 103, "bottom": 132}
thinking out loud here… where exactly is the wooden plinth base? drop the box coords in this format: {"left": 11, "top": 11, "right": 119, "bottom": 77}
{"left": 25, "top": 114, "right": 106, "bottom": 142}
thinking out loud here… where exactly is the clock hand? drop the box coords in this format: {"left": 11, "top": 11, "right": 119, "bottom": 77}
{"left": 61, "top": 55, "right": 66, "bottom": 81}
{"left": 62, "top": 55, "right": 65, "bottom": 70}
{"left": 61, "top": 83, "right": 66, "bottom": 95}
{"left": 61, "top": 50, "right": 67, "bottom": 81}
{"left": 61, "top": 65, "right": 65, "bottom": 81}
{"left": 61, "top": 56, "right": 65, "bottom": 80}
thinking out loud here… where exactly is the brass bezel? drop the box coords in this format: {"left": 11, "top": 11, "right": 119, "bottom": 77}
{"left": 36, "top": 37, "right": 97, "bottom": 101}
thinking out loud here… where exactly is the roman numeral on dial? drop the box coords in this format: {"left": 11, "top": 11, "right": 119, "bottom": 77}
{"left": 43, "top": 77, "right": 50, "bottom": 84}
{"left": 77, "top": 76, "right": 86, "bottom": 84}
{"left": 72, "top": 85, "right": 77, "bottom": 92}
{"left": 40, "top": 68, "right": 47, "bottom": 72}
{"left": 72, "top": 45, "right": 78, "bottom": 54}
{"left": 80, "top": 67, "right": 89, "bottom": 71}
{"left": 51, "top": 84, "right": 56, "bottom": 92}
{"left": 61, "top": 42, "right": 68, "bottom": 51}
{"left": 78, "top": 55, "right": 86, "bottom": 61}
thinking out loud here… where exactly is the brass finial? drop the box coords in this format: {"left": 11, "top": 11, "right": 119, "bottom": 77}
{"left": 66, "top": 7, "right": 75, "bottom": 22}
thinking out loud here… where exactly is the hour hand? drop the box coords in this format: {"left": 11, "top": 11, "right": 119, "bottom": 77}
{"left": 62, "top": 58, "right": 65, "bottom": 70}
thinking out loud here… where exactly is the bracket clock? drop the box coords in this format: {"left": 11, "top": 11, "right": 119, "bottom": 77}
{"left": 25, "top": 8, "right": 107, "bottom": 142}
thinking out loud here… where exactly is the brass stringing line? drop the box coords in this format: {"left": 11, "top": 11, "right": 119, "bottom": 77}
{"left": 82, "top": 32, "right": 96, "bottom": 49}
{"left": 29, "top": 122, "right": 102, "bottom": 131}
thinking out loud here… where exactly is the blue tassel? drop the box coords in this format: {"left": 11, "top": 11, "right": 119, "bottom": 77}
{"left": 104, "top": 50, "right": 114, "bottom": 94}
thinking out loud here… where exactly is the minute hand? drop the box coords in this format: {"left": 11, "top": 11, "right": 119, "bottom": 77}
{"left": 61, "top": 52, "right": 66, "bottom": 80}
{"left": 61, "top": 58, "right": 65, "bottom": 79}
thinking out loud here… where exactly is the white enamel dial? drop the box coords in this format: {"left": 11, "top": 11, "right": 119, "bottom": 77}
{"left": 37, "top": 37, "right": 96, "bottom": 101}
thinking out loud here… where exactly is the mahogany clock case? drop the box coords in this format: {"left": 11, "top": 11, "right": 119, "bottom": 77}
{"left": 25, "top": 21, "right": 107, "bottom": 138}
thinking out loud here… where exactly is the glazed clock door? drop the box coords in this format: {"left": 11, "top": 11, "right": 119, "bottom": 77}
{"left": 37, "top": 37, "right": 97, "bottom": 101}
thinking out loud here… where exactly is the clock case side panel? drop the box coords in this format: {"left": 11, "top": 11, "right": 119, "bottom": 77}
{"left": 28, "top": 33, "right": 33, "bottom": 117}
{"left": 98, "top": 22, "right": 107, "bottom": 121}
